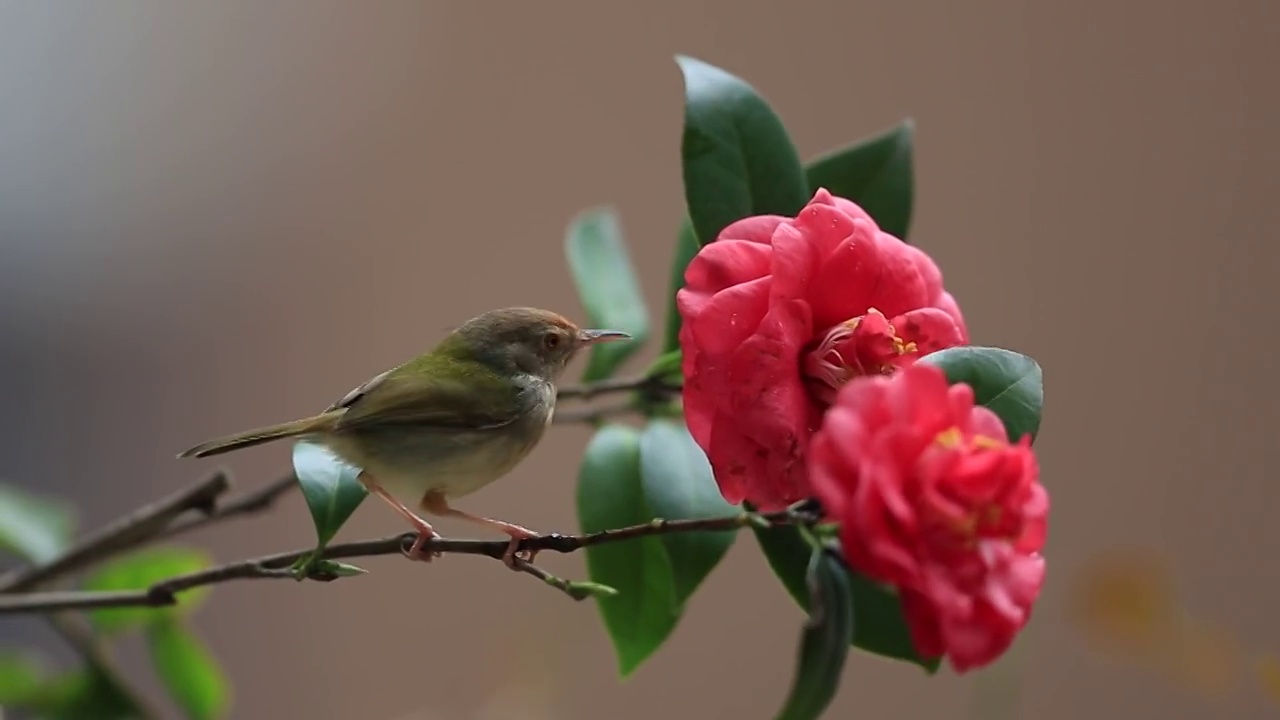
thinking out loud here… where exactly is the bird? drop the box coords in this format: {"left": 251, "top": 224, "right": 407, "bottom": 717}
{"left": 177, "top": 307, "right": 629, "bottom": 568}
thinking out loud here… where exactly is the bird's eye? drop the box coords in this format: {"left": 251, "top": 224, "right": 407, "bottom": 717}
{"left": 543, "top": 332, "right": 562, "bottom": 350}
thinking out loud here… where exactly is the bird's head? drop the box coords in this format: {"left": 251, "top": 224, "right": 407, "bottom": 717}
{"left": 444, "top": 307, "right": 629, "bottom": 382}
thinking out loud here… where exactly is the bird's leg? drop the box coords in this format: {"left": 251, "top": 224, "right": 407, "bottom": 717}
{"left": 358, "top": 473, "right": 441, "bottom": 562}
{"left": 419, "top": 490, "right": 539, "bottom": 570}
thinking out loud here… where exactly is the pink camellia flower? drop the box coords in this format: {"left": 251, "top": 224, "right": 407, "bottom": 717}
{"left": 809, "top": 362, "right": 1048, "bottom": 672}
{"left": 676, "top": 189, "right": 967, "bottom": 510}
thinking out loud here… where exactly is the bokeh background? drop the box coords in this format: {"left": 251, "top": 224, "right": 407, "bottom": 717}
{"left": 2, "top": 1, "right": 1278, "bottom": 718}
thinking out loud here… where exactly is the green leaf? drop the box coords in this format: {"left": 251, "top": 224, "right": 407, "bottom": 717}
{"left": 292, "top": 441, "right": 368, "bottom": 548}
{"left": 66, "top": 671, "right": 144, "bottom": 720}
{"left": 754, "top": 526, "right": 937, "bottom": 671}
{"left": 577, "top": 424, "right": 680, "bottom": 676}
{"left": 0, "top": 483, "right": 74, "bottom": 563}
{"left": 3, "top": 669, "right": 140, "bottom": 720}
{"left": 846, "top": 568, "right": 938, "bottom": 672}
{"left": 565, "top": 207, "right": 651, "bottom": 381}
{"left": 754, "top": 523, "right": 814, "bottom": 609}
{"left": 566, "top": 580, "right": 619, "bottom": 598}
{"left": 661, "top": 216, "right": 700, "bottom": 352}
{"left": 639, "top": 419, "right": 738, "bottom": 604}
{"left": 146, "top": 618, "right": 231, "bottom": 720}
{"left": 774, "top": 549, "right": 854, "bottom": 720}
{"left": 0, "top": 650, "right": 47, "bottom": 705}
{"left": 82, "top": 546, "right": 212, "bottom": 635}
{"left": 307, "top": 559, "right": 368, "bottom": 579}
{"left": 676, "top": 55, "right": 809, "bottom": 247}
{"left": 921, "top": 346, "right": 1044, "bottom": 443}
{"left": 645, "top": 349, "right": 683, "bottom": 387}
{"left": 805, "top": 120, "right": 915, "bottom": 240}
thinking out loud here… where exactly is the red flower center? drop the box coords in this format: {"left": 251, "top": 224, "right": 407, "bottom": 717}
{"left": 924, "top": 427, "right": 1024, "bottom": 551}
{"left": 802, "top": 308, "right": 920, "bottom": 404}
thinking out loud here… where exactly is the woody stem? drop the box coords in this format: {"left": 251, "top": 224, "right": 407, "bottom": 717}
{"left": 0, "top": 501, "right": 822, "bottom": 613}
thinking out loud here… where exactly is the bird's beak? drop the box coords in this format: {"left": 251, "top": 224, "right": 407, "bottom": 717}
{"left": 578, "top": 329, "right": 631, "bottom": 344}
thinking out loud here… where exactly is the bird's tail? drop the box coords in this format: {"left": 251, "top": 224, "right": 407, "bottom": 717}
{"left": 176, "top": 411, "right": 343, "bottom": 459}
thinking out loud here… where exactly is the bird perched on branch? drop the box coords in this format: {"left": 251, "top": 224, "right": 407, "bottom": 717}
{"left": 177, "top": 307, "right": 629, "bottom": 568}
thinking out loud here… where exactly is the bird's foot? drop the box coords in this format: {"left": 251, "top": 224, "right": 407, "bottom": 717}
{"left": 501, "top": 525, "right": 541, "bottom": 570}
{"left": 359, "top": 473, "right": 443, "bottom": 562}
{"left": 403, "top": 524, "right": 443, "bottom": 563}
{"left": 417, "top": 491, "right": 539, "bottom": 570}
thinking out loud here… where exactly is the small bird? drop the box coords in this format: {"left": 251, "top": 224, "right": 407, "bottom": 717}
{"left": 177, "top": 307, "right": 628, "bottom": 568}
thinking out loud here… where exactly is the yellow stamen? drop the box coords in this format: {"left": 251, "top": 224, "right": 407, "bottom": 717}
{"left": 865, "top": 308, "right": 918, "bottom": 357}
{"left": 982, "top": 505, "right": 1003, "bottom": 525}
{"left": 972, "top": 434, "right": 1004, "bottom": 450}
{"left": 935, "top": 427, "right": 963, "bottom": 447}
{"left": 936, "top": 427, "right": 1007, "bottom": 450}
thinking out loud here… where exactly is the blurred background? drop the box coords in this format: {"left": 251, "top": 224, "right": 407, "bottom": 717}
{"left": 1, "top": 1, "right": 1277, "bottom": 718}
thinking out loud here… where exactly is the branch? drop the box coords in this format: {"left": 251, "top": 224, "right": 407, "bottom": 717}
{"left": 551, "top": 403, "right": 638, "bottom": 425}
{"left": 556, "top": 374, "right": 680, "bottom": 402}
{"left": 0, "top": 472, "right": 231, "bottom": 593}
{"left": 46, "top": 613, "right": 164, "bottom": 720}
{"left": 511, "top": 557, "right": 601, "bottom": 601}
{"left": 0, "top": 372, "right": 659, "bottom": 593}
{"left": 151, "top": 472, "right": 298, "bottom": 543}
{"left": 0, "top": 506, "right": 813, "bottom": 614}
{"left": 0, "top": 472, "right": 298, "bottom": 594}
{"left": 0, "top": 372, "right": 699, "bottom": 717}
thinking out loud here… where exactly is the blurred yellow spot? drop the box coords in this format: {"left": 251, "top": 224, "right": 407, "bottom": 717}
{"left": 1174, "top": 622, "right": 1239, "bottom": 698}
{"left": 1256, "top": 655, "right": 1280, "bottom": 706}
{"left": 1071, "top": 551, "right": 1180, "bottom": 660}
{"left": 1071, "top": 551, "right": 1272, "bottom": 704}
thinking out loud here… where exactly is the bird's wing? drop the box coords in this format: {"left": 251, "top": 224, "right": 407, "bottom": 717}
{"left": 324, "top": 368, "right": 393, "bottom": 413}
{"left": 325, "top": 358, "right": 526, "bottom": 432}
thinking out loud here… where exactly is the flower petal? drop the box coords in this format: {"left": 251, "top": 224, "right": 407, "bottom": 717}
{"left": 792, "top": 198, "right": 860, "bottom": 257}
{"left": 678, "top": 240, "right": 773, "bottom": 318}
{"left": 766, "top": 222, "right": 822, "bottom": 303}
{"left": 719, "top": 298, "right": 815, "bottom": 507}
{"left": 679, "top": 275, "right": 773, "bottom": 456}
{"left": 901, "top": 589, "right": 946, "bottom": 661}
{"left": 679, "top": 325, "right": 715, "bottom": 451}
{"left": 933, "top": 291, "right": 969, "bottom": 343}
{"left": 717, "top": 214, "right": 785, "bottom": 245}
{"left": 965, "top": 405, "right": 1010, "bottom": 444}
{"left": 807, "top": 358, "right": 1047, "bottom": 673}
{"left": 893, "top": 307, "right": 968, "bottom": 357}
{"left": 887, "top": 363, "right": 956, "bottom": 433}
{"left": 900, "top": 241, "right": 944, "bottom": 299}
{"left": 808, "top": 224, "right": 932, "bottom": 329}
{"left": 682, "top": 275, "right": 771, "bottom": 358}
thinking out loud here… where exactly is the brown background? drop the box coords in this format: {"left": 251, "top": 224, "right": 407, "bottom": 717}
{"left": 1, "top": 2, "right": 1277, "bottom": 719}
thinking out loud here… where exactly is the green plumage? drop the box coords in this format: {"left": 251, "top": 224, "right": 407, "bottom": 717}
{"left": 175, "top": 306, "right": 629, "bottom": 565}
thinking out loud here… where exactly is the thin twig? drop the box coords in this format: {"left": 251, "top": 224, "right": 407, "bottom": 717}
{"left": 0, "top": 375, "right": 655, "bottom": 594}
{"left": 0, "top": 472, "right": 232, "bottom": 593}
{"left": 151, "top": 472, "right": 298, "bottom": 543}
{"left": 511, "top": 558, "right": 590, "bottom": 601}
{"left": 552, "top": 404, "right": 638, "bottom": 425}
{"left": 0, "top": 507, "right": 811, "bottom": 614}
{"left": 0, "top": 373, "right": 697, "bottom": 718}
{"left": 0, "top": 472, "right": 296, "bottom": 719}
{"left": 0, "top": 590, "right": 166, "bottom": 613}
{"left": 0, "top": 376, "right": 655, "bottom": 592}
{"left": 556, "top": 374, "right": 680, "bottom": 402}
{"left": 46, "top": 613, "right": 163, "bottom": 720}
{"left": 0, "top": 472, "right": 299, "bottom": 595}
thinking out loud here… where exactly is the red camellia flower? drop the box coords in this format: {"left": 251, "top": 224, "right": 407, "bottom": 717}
{"left": 676, "top": 189, "right": 967, "bottom": 510}
{"left": 809, "top": 362, "right": 1048, "bottom": 672}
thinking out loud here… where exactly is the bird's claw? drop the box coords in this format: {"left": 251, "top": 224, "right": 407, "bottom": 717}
{"left": 502, "top": 528, "right": 541, "bottom": 570}
{"left": 403, "top": 529, "right": 443, "bottom": 563}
